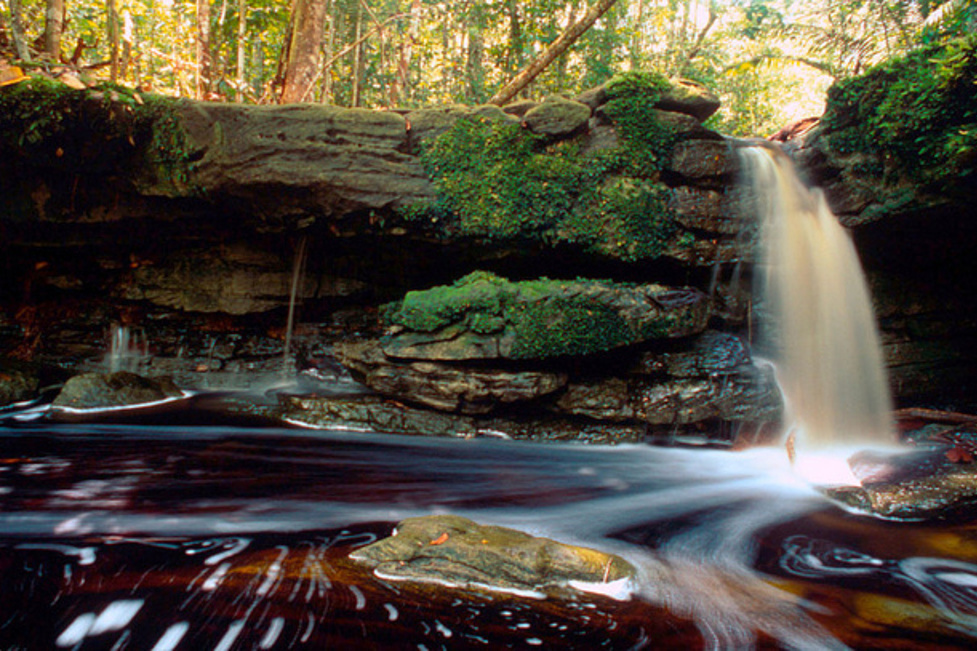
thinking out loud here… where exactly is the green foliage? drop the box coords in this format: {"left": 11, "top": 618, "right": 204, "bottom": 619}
{"left": 821, "top": 34, "right": 977, "bottom": 184}
{"left": 383, "top": 271, "right": 635, "bottom": 359}
{"left": 0, "top": 77, "right": 195, "bottom": 189}
{"left": 413, "top": 72, "right": 681, "bottom": 262}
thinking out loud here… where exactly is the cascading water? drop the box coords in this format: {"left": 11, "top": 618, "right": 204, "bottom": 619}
{"left": 105, "top": 324, "right": 148, "bottom": 373}
{"left": 740, "top": 143, "right": 895, "bottom": 451}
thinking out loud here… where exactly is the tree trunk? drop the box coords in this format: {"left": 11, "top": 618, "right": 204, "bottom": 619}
{"left": 351, "top": 8, "right": 363, "bottom": 107}
{"left": 108, "top": 0, "right": 119, "bottom": 82}
{"left": 195, "top": 0, "right": 212, "bottom": 99}
{"left": 489, "top": 0, "right": 618, "bottom": 106}
{"left": 236, "top": 0, "right": 246, "bottom": 100}
{"left": 9, "top": 0, "right": 31, "bottom": 61}
{"left": 281, "top": 0, "right": 328, "bottom": 103}
{"left": 44, "top": 0, "right": 65, "bottom": 60}
{"left": 507, "top": 0, "right": 522, "bottom": 75}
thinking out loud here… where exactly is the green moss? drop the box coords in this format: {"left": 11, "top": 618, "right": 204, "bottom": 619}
{"left": 409, "top": 69, "right": 682, "bottom": 262}
{"left": 383, "top": 271, "right": 638, "bottom": 359}
{"left": 602, "top": 70, "right": 677, "bottom": 177}
{"left": 0, "top": 77, "right": 194, "bottom": 188}
{"left": 507, "top": 297, "right": 632, "bottom": 359}
{"left": 821, "top": 35, "right": 977, "bottom": 185}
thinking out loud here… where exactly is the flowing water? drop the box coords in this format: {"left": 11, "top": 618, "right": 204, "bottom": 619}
{"left": 105, "top": 325, "right": 149, "bottom": 374}
{"left": 2, "top": 397, "right": 977, "bottom": 650}
{"left": 741, "top": 144, "right": 895, "bottom": 451}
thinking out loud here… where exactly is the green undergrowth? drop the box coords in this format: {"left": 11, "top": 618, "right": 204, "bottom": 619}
{"left": 408, "top": 70, "right": 682, "bottom": 262}
{"left": 382, "top": 271, "right": 638, "bottom": 359}
{"left": 821, "top": 34, "right": 977, "bottom": 185}
{"left": 0, "top": 76, "right": 194, "bottom": 188}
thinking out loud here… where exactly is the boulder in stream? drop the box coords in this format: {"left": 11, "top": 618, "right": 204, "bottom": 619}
{"left": 52, "top": 371, "right": 183, "bottom": 410}
{"left": 350, "top": 515, "right": 635, "bottom": 598}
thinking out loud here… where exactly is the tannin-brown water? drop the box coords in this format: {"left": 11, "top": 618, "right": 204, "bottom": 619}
{"left": 3, "top": 397, "right": 977, "bottom": 650}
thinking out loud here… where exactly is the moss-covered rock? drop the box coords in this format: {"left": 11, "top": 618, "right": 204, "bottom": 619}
{"left": 380, "top": 271, "right": 709, "bottom": 361}
{"left": 52, "top": 371, "right": 182, "bottom": 410}
{"left": 816, "top": 34, "right": 977, "bottom": 192}
{"left": 350, "top": 515, "right": 635, "bottom": 597}
{"left": 406, "top": 70, "right": 711, "bottom": 263}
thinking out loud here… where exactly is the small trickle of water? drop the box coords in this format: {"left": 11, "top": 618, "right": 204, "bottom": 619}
{"left": 106, "top": 324, "right": 148, "bottom": 373}
{"left": 283, "top": 235, "right": 309, "bottom": 374}
{"left": 740, "top": 143, "right": 894, "bottom": 450}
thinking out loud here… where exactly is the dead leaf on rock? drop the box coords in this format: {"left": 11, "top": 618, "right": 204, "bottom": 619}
{"left": 0, "top": 65, "right": 28, "bottom": 87}
{"left": 58, "top": 73, "right": 87, "bottom": 90}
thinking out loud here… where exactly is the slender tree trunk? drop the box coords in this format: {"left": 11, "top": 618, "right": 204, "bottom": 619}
{"left": 320, "top": 0, "right": 334, "bottom": 103}
{"left": 507, "top": 0, "right": 522, "bottom": 75}
{"left": 631, "top": 0, "right": 644, "bottom": 68}
{"left": 351, "top": 9, "right": 363, "bottom": 107}
{"left": 281, "top": 0, "right": 328, "bottom": 103}
{"left": 466, "top": 19, "right": 484, "bottom": 101}
{"left": 9, "top": 0, "right": 31, "bottom": 61}
{"left": 489, "top": 0, "right": 618, "bottom": 105}
{"left": 44, "top": 0, "right": 65, "bottom": 60}
{"left": 196, "top": 0, "right": 211, "bottom": 98}
{"left": 108, "top": 0, "right": 120, "bottom": 82}
{"left": 236, "top": 0, "right": 246, "bottom": 100}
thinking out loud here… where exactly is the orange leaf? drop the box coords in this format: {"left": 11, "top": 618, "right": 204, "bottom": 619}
{"left": 429, "top": 532, "right": 449, "bottom": 546}
{"left": 0, "top": 65, "right": 28, "bottom": 88}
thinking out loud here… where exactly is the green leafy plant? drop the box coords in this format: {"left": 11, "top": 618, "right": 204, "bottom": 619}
{"left": 820, "top": 34, "right": 977, "bottom": 185}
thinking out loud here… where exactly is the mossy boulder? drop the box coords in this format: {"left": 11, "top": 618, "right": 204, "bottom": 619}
{"left": 522, "top": 96, "right": 592, "bottom": 137}
{"left": 52, "top": 371, "right": 182, "bottom": 410}
{"left": 380, "top": 272, "right": 709, "bottom": 361}
{"left": 350, "top": 515, "right": 635, "bottom": 597}
{"left": 656, "top": 79, "right": 722, "bottom": 122}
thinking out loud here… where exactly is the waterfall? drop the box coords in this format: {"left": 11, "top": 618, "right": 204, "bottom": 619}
{"left": 283, "top": 234, "right": 309, "bottom": 372}
{"left": 740, "top": 143, "right": 894, "bottom": 450}
{"left": 106, "top": 324, "right": 148, "bottom": 374}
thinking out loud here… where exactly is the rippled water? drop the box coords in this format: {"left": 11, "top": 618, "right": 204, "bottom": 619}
{"left": 2, "top": 398, "right": 977, "bottom": 650}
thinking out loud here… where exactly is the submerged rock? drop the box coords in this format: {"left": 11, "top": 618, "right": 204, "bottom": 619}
{"left": 350, "top": 515, "right": 635, "bottom": 597}
{"left": 53, "top": 371, "right": 182, "bottom": 410}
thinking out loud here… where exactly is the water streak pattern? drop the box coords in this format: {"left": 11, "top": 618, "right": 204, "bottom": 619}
{"left": 741, "top": 144, "right": 895, "bottom": 449}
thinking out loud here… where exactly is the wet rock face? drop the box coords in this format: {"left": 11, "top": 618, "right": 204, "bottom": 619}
{"left": 825, "top": 446, "right": 977, "bottom": 520}
{"left": 334, "top": 341, "right": 568, "bottom": 415}
{"left": 52, "top": 371, "right": 182, "bottom": 410}
{"left": 350, "top": 515, "right": 635, "bottom": 596}
{"left": 0, "top": 359, "right": 40, "bottom": 407}
{"left": 119, "top": 242, "right": 366, "bottom": 314}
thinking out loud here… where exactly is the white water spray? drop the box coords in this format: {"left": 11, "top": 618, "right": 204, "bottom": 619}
{"left": 741, "top": 143, "right": 895, "bottom": 451}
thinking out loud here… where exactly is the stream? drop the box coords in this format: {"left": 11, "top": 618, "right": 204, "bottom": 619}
{"left": 3, "top": 395, "right": 977, "bottom": 649}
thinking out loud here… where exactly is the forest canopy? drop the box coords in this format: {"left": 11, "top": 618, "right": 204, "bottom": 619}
{"left": 1, "top": 0, "right": 974, "bottom": 136}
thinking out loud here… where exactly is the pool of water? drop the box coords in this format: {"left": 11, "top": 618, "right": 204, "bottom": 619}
{"left": 2, "top": 397, "right": 977, "bottom": 650}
